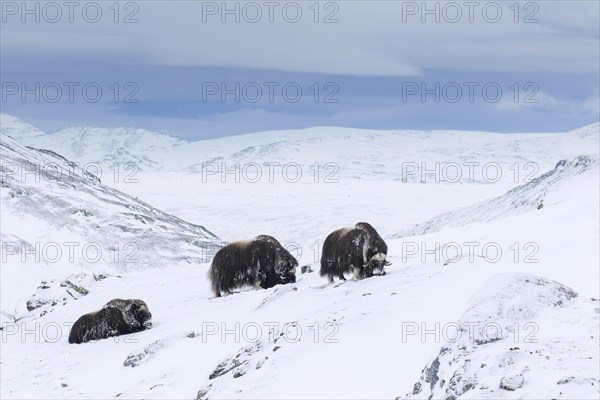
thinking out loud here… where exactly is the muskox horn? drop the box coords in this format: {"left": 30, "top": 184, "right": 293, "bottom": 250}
{"left": 384, "top": 260, "right": 392, "bottom": 266}
{"left": 370, "top": 253, "right": 386, "bottom": 262}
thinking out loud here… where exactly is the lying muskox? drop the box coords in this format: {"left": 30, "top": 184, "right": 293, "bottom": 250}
{"left": 320, "top": 222, "right": 391, "bottom": 283}
{"left": 209, "top": 235, "right": 298, "bottom": 297}
{"left": 68, "top": 299, "right": 152, "bottom": 344}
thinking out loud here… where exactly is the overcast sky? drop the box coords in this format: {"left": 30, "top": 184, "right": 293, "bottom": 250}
{"left": 1, "top": 0, "right": 599, "bottom": 139}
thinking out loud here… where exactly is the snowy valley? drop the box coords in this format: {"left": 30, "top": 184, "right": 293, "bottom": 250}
{"left": 1, "top": 114, "right": 599, "bottom": 399}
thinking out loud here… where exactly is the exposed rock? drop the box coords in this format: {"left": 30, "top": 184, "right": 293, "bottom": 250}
{"left": 424, "top": 357, "right": 440, "bottom": 390}
{"left": 123, "top": 340, "right": 165, "bottom": 367}
{"left": 209, "top": 345, "right": 260, "bottom": 380}
{"left": 26, "top": 299, "right": 58, "bottom": 312}
{"left": 25, "top": 273, "right": 110, "bottom": 316}
{"left": 412, "top": 382, "right": 421, "bottom": 395}
{"left": 196, "top": 385, "right": 211, "bottom": 400}
{"left": 557, "top": 376, "right": 575, "bottom": 385}
{"left": 61, "top": 279, "right": 89, "bottom": 296}
{"left": 301, "top": 265, "right": 313, "bottom": 274}
{"left": 256, "top": 357, "right": 268, "bottom": 370}
{"left": 401, "top": 273, "right": 598, "bottom": 399}
{"left": 499, "top": 374, "right": 524, "bottom": 391}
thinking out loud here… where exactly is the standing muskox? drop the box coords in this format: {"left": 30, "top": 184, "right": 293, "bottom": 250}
{"left": 68, "top": 299, "right": 152, "bottom": 344}
{"left": 209, "top": 235, "right": 298, "bottom": 297}
{"left": 320, "top": 222, "right": 391, "bottom": 283}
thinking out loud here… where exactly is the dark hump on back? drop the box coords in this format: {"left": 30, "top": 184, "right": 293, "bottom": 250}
{"left": 104, "top": 298, "right": 127, "bottom": 309}
{"left": 332, "top": 227, "right": 352, "bottom": 240}
{"left": 222, "top": 240, "right": 252, "bottom": 253}
{"left": 211, "top": 241, "right": 251, "bottom": 270}
{"left": 356, "top": 222, "right": 384, "bottom": 240}
{"left": 325, "top": 228, "right": 355, "bottom": 254}
{"left": 356, "top": 222, "right": 387, "bottom": 251}
{"left": 254, "top": 235, "right": 281, "bottom": 246}
{"left": 248, "top": 236, "right": 277, "bottom": 255}
{"left": 355, "top": 222, "right": 376, "bottom": 233}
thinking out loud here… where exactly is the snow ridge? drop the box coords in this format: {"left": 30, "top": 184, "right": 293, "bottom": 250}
{"left": 391, "top": 155, "right": 599, "bottom": 238}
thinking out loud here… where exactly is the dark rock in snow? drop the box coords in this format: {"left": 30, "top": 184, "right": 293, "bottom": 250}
{"left": 123, "top": 340, "right": 165, "bottom": 367}
{"left": 196, "top": 385, "right": 211, "bottom": 400}
{"left": 209, "top": 345, "right": 260, "bottom": 380}
{"left": 412, "top": 382, "right": 422, "bottom": 395}
{"left": 301, "top": 265, "right": 313, "bottom": 274}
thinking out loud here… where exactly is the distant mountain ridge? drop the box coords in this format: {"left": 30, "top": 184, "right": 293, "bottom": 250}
{"left": 0, "top": 114, "right": 47, "bottom": 138}
{"left": 3, "top": 114, "right": 598, "bottom": 183}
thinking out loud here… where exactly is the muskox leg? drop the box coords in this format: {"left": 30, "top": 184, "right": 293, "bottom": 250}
{"left": 327, "top": 273, "right": 334, "bottom": 284}
{"left": 210, "top": 275, "right": 222, "bottom": 298}
{"left": 338, "top": 272, "right": 346, "bottom": 281}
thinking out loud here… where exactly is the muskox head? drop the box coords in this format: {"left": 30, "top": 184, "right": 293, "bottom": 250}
{"left": 274, "top": 246, "right": 298, "bottom": 284}
{"left": 364, "top": 252, "right": 392, "bottom": 278}
{"left": 127, "top": 300, "right": 153, "bottom": 330}
{"left": 360, "top": 224, "right": 391, "bottom": 278}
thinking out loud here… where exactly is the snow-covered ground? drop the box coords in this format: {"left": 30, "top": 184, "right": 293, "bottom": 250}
{"left": 0, "top": 133, "right": 220, "bottom": 325}
{"left": 1, "top": 115, "right": 599, "bottom": 399}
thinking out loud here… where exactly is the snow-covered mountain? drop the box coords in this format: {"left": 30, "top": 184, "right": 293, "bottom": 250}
{"left": 1, "top": 116, "right": 598, "bottom": 399}
{"left": 0, "top": 114, "right": 47, "bottom": 138}
{"left": 1, "top": 115, "right": 185, "bottom": 171}
{"left": 5, "top": 114, "right": 598, "bottom": 183}
{"left": 1, "top": 133, "right": 220, "bottom": 323}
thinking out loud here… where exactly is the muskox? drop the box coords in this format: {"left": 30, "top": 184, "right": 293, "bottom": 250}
{"left": 320, "top": 222, "right": 391, "bottom": 283}
{"left": 68, "top": 299, "right": 152, "bottom": 344}
{"left": 209, "top": 235, "right": 298, "bottom": 297}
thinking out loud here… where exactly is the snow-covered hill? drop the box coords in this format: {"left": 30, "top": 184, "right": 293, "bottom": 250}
{"left": 0, "top": 133, "right": 220, "bottom": 324}
{"left": 5, "top": 114, "right": 598, "bottom": 183}
{"left": 392, "top": 154, "right": 599, "bottom": 238}
{"left": 1, "top": 116, "right": 598, "bottom": 399}
{"left": 403, "top": 273, "right": 599, "bottom": 399}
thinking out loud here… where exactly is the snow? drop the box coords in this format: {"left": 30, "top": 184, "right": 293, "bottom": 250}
{"left": 1, "top": 115, "right": 599, "bottom": 399}
{"left": 403, "top": 273, "right": 599, "bottom": 399}
{"left": 6, "top": 114, "right": 599, "bottom": 184}
{"left": 392, "top": 155, "right": 599, "bottom": 238}
{"left": 0, "top": 114, "right": 47, "bottom": 139}
{"left": 0, "top": 133, "right": 219, "bottom": 323}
